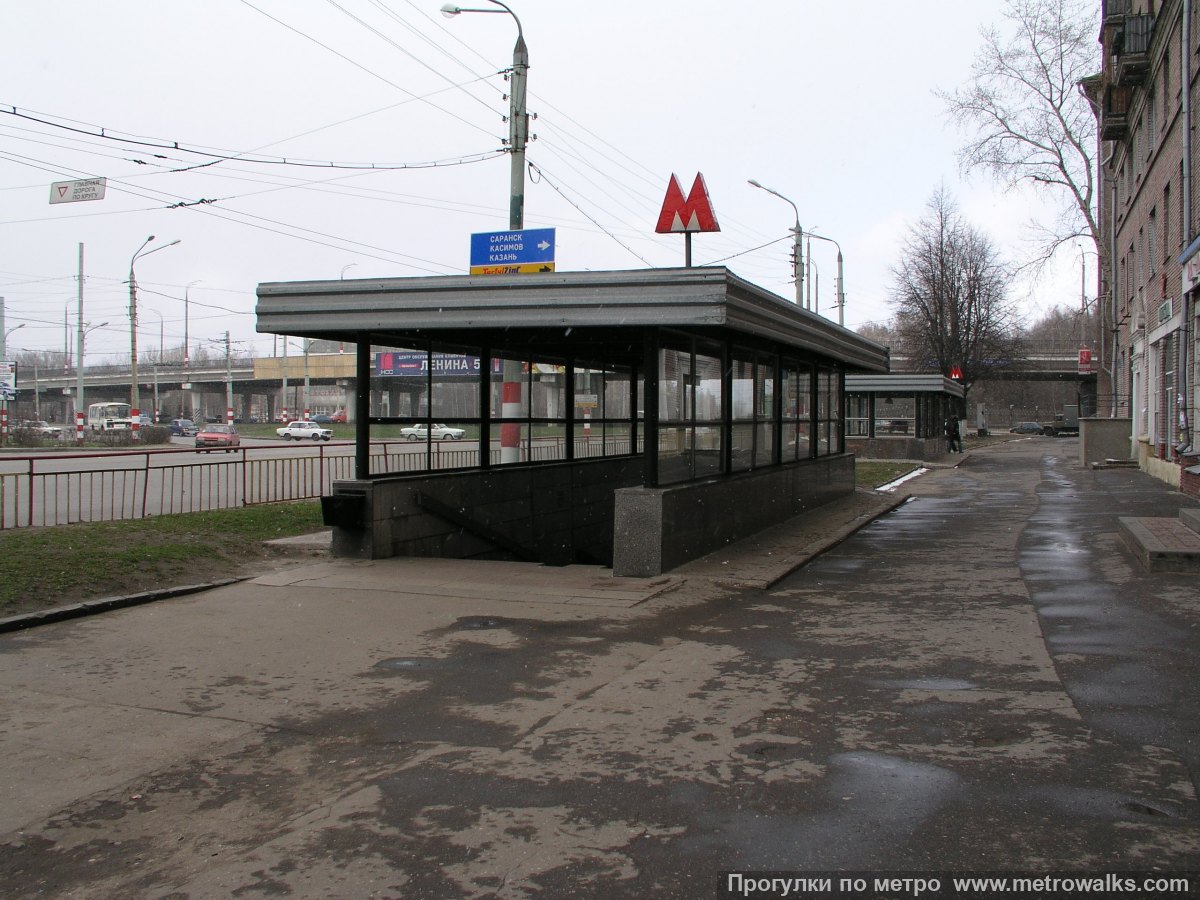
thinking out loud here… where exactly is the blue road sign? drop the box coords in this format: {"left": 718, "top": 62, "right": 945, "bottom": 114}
{"left": 470, "top": 228, "right": 556, "bottom": 272}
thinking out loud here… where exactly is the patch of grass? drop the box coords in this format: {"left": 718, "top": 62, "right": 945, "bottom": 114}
{"left": 0, "top": 502, "right": 324, "bottom": 617}
{"left": 855, "top": 461, "right": 917, "bottom": 489}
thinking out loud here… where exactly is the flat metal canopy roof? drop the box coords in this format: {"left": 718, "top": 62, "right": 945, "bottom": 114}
{"left": 256, "top": 266, "right": 889, "bottom": 373}
{"left": 847, "top": 374, "right": 965, "bottom": 397}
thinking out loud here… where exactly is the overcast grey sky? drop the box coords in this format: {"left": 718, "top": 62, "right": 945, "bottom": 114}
{"left": 1, "top": 0, "right": 1098, "bottom": 365}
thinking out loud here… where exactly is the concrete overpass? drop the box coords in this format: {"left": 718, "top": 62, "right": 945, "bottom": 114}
{"left": 9, "top": 353, "right": 357, "bottom": 422}
{"left": 10, "top": 345, "right": 1097, "bottom": 423}
{"left": 890, "top": 346, "right": 1097, "bottom": 381}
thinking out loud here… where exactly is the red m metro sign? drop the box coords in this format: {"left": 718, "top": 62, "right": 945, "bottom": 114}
{"left": 655, "top": 173, "right": 720, "bottom": 233}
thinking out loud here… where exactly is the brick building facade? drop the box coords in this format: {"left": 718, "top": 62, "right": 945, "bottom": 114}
{"left": 1093, "top": 0, "right": 1200, "bottom": 494}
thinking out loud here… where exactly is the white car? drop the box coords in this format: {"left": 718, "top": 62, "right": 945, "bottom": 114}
{"left": 20, "top": 420, "right": 63, "bottom": 438}
{"left": 401, "top": 423, "right": 465, "bottom": 441}
{"left": 276, "top": 420, "right": 332, "bottom": 441}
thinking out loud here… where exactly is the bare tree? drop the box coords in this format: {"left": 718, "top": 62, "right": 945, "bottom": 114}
{"left": 890, "top": 188, "right": 1025, "bottom": 403}
{"left": 937, "top": 0, "right": 1103, "bottom": 276}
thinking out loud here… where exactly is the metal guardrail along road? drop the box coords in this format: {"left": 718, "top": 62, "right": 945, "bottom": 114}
{"left": 0, "top": 436, "right": 635, "bottom": 530}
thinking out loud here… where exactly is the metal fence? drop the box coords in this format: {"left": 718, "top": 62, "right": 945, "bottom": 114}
{"left": 0, "top": 436, "right": 639, "bottom": 530}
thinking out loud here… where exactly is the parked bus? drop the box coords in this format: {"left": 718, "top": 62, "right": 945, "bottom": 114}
{"left": 88, "top": 401, "right": 133, "bottom": 432}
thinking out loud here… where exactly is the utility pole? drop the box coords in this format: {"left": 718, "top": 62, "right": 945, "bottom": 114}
{"left": 225, "top": 331, "right": 234, "bottom": 423}
{"left": 281, "top": 338, "right": 289, "bottom": 423}
{"left": 76, "top": 243, "right": 85, "bottom": 441}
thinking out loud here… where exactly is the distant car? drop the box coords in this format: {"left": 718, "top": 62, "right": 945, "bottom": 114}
{"left": 330, "top": 410, "right": 347, "bottom": 424}
{"left": 401, "top": 423, "right": 465, "bottom": 441}
{"left": 169, "top": 418, "right": 198, "bottom": 436}
{"left": 136, "top": 414, "right": 154, "bottom": 426}
{"left": 1009, "top": 422, "right": 1044, "bottom": 434}
{"left": 195, "top": 423, "right": 240, "bottom": 452}
{"left": 277, "top": 420, "right": 332, "bottom": 441}
{"left": 20, "top": 420, "right": 63, "bottom": 438}
{"left": 310, "top": 414, "right": 333, "bottom": 424}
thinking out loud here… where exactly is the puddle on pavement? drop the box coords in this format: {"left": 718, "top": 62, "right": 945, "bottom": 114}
{"left": 374, "top": 657, "right": 456, "bottom": 672}
{"left": 870, "top": 677, "right": 979, "bottom": 691}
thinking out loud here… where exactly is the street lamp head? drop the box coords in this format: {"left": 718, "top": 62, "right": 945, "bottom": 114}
{"left": 440, "top": 2, "right": 461, "bottom": 16}
{"left": 747, "top": 179, "right": 762, "bottom": 188}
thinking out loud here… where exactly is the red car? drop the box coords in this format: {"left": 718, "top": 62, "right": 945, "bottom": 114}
{"left": 330, "top": 410, "right": 347, "bottom": 423}
{"left": 195, "top": 423, "right": 241, "bottom": 451}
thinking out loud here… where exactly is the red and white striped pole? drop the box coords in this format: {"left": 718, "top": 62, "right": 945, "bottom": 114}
{"left": 500, "top": 373, "right": 522, "bottom": 464}
{"left": 130, "top": 407, "right": 140, "bottom": 442}
{"left": 75, "top": 410, "right": 85, "bottom": 443}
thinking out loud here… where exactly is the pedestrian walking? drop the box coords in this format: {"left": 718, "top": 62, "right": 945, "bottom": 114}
{"left": 945, "top": 415, "right": 962, "bottom": 454}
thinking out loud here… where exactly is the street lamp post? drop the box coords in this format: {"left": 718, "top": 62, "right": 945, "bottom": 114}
{"left": 1, "top": 322, "right": 25, "bottom": 360}
{"left": 442, "top": 0, "right": 528, "bottom": 463}
{"left": 75, "top": 320, "right": 109, "bottom": 441}
{"left": 441, "top": 1, "right": 528, "bottom": 229}
{"left": 806, "top": 232, "right": 846, "bottom": 327}
{"left": 748, "top": 179, "right": 804, "bottom": 308}
{"left": 129, "top": 235, "right": 180, "bottom": 438}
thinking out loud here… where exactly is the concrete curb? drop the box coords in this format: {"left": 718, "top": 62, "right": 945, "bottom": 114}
{"left": 0, "top": 578, "right": 249, "bottom": 634}
{"left": 728, "top": 492, "right": 913, "bottom": 590}
{"left": 675, "top": 489, "right": 912, "bottom": 590}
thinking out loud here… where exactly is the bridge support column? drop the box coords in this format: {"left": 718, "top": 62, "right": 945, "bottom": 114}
{"left": 239, "top": 388, "right": 254, "bottom": 421}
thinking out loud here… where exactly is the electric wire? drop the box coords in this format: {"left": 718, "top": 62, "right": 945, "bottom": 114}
{"left": 235, "top": 0, "right": 497, "bottom": 140}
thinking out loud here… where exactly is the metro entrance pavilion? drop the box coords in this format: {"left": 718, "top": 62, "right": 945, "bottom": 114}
{"left": 255, "top": 266, "right": 888, "bottom": 576}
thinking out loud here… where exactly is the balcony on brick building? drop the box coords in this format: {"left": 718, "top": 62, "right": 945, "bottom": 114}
{"left": 1114, "top": 14, "right": 1155, "bottom": 85}
{"left": 1105, "top": 0, "right": 1132, "bottom": 21}
{"left": 1101, "top": 82, "right": 1132, "bottom": 140}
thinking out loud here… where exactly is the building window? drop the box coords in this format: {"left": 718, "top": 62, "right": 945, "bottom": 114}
{"left": 815, "top": 366, "right": 842, "bottom": 456}
{"left": 657, "top": 341, "right": 724, "bottom": 485}
{"left": 1119, "top": 256, "right": 1126, "bottom": 311}
{"left": 846, "top": 394, "right": 870, "bottom": 437}
{"left": 1135, "top": 119, "right": 1144, "bottom": 177}
{"left": 876, "top": 394, "right": 915, "bottom": 436}
{"left": 1158, "top": 331, "right": 1178, "bottom": 446}
{"left": 1148, "top": 91, "right": 1157, "bottom": 151}
{"left": 730, "top": 349, "right": 778, "bottom": 472}
{"left": 489, "top": 353, "right": 573, "bottom": 465}
{"left": 1148, "top": 209, "right": 1158, "bottom": 275}
{"left": 368, "top": 345, "right": 483, "bottom": 473}
{"left": 1163, "top": 183, "right": 1171, "bottom": 261}
{"left": 1163, "top": 48, "right": 1171, "bottom": 115}
{"left": 782, "top": 361, "right": 813, "bottom": 460}
{"left": 573, "top": 365, "right": 635, "bottom": 459}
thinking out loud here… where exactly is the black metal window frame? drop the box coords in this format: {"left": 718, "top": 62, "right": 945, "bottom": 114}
{"left": 649, "top": 331, "right": 842, "bottom": 486}
{"left": 362, "top": 340, "right": 639, "bottom": 477}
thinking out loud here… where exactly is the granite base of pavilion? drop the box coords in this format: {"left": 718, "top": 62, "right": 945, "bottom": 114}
{"left": 323, "top": 455, "right": 855, "bottom": 577}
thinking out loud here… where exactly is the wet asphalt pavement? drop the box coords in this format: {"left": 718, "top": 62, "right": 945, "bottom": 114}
{"left": 0, "top": 438, "right": 1198, "bottom": 897}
